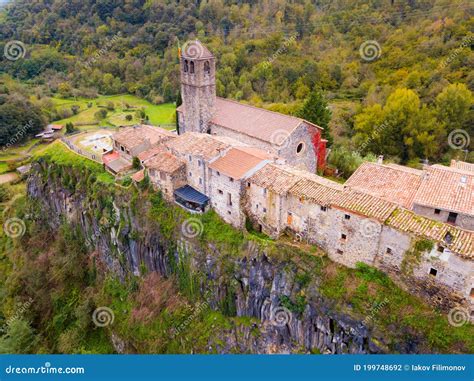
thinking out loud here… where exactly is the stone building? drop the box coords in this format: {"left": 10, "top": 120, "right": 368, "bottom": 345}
{"left": 104, "top": 124, "right": 175, "bottom": 174}
{"left": 142, "top": 147, "right": 186, "bottom": 202}
{"left": 411, "top": 165, "right": 473, "bottom": 231}
{"left": 177, "top": 40, "right": 326, "bottom": 173}
{"left": 208, "top": 147, "right": 272, "bottom": 227}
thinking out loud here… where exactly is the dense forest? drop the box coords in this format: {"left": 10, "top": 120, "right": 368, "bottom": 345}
{"left": 0, "top": 0, "right": 473, "bottom": 168}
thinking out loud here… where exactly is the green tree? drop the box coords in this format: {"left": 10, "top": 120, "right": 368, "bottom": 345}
{"left": 0, "top": 319, "right": 37, "bottom": 354}
{"left": 65, "top": 122, "right": 76, "bottom": 134}
{"left": 297, "top": 89, "right": 333, "bottom": 145}
{"left": 132, "top": 156, "right": 141, "bottom": 170}
{"left": 435, "top": 83, "right": 473, "bottom": 133}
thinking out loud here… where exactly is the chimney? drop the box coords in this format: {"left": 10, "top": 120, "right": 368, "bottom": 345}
{"left": 377, "top": 155, "right": 383, "bottom": 164}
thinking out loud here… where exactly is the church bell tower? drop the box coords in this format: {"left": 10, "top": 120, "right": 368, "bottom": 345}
{"left": 179, "top": 40, "right": 216, "bottom": 134}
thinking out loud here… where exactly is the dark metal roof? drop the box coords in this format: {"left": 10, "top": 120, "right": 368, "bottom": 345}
{"left": 174, "top": 185, "right": 209, "bottom": 206}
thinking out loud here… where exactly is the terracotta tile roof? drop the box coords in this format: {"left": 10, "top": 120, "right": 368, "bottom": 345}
{"left": 131, "top": 170, "right": 145, "bottom": 182}
{"left": 450, "top": 160, "right": 474, "bottom": 173}
{"left": 137, "top": 146, "right": 163, "bottom": 162}
{"left": 387, "top": 208, "right": 473, "bottom": 259}
{"left": 345, "top": 162, "right": 423, "bottom": 209}
{"left": 289, "top": 172, "right": 343, "bottom": 206}
{"left": 207, "top": 97, "right": 321, "bottom": 145}
{"left": 166, "top": 132, "right": 231, "bottom": 161}
{"left": 113, "top": 125, "right": 175, "bottom": 150}
{"left": 143, "top": 148, "right": 185, "bottom": 174}
{"left": 209, "top": 148, "right": 269, "bottom": 180}
{"left": 413, "top": 165, "right": 473, "bottom": 215}
{"left": 331, "top": 189, "right": 397, "bottom": 221}
{"left": 248, "top": 163, "right": 303, "bottom": 194}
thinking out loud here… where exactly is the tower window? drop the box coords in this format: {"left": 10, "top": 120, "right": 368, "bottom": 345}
{"left": 204, "top": 61, "right": 210, "bottom": 74}
{"left": 184, "top": 60, "right": 189, "bottom": 73}
{"left": 429, "top": 268, "right": 438, "bottom": 277}
{"left": 190, "top": 61, "right": 195, "bottom": 74}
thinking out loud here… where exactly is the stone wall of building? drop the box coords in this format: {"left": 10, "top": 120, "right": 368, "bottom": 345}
{"left": 277, "top": 123, "right": 317, "bottom": 173}
{"left": 148, "top": 167, "right": 186, "bottom": 202}
{"left": 208, "top": 170, "right": 245, "bottom": 228}
{"left": 413, "top": 204, "right": 473, "bottom": 231}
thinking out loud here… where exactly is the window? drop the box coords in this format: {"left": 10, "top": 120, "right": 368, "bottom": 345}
{"left": 229, "top": 177, "right": 234, "bottom": 182}
{"left": 247, "top": 182, "right": 251, "bottom": 188}
{"left": 227, "top": 211, "right": 231, "bottom": 215}
{"left": 160, "top": 172, "right": 166, "bottom": 181}
{"left": 227, "top": 193, "right": 232, "bottom": 206}
{"left": 120, "top": 145, "right": 125, "bottom": 152}
{"left": 189, "top": 172, "right": 192, "bottom": 177}
{"left": 386, "top": 247, "right": 392, "bottom": 254}
{"left": 263, "top": 207, "right": 267, "bottom": 213}
{"left": 447, "top": 212, "right": 458, "bottom": 224}
{"left": 341, "top": 233, "right": 347, "bottom": 240}
{"left": 321, "top": 206, "right": 327, "bottom": 212}
{"left": 188, "top": 155, "right": 192, "bottom": 162}
{"left": 217, "top": 171, "right": 220, "bottom": 176}
{"left": 263, "top": 188, "right": 267, "bottom": 196}
{"left": 344, "top": 214, "right": 351, "bottom": 220}
{"left": 437, "top": 245, "right": 444, "bottom": 253}
{"left": 184, "top": 60, "right": 188, "bottom": 73}
{"left": 198, "top": 160, "right": 201, "bottom": 167}
{"left": 204, "top": 61, "right": 210, "bottom": 74}
{"left": 337, "top": 249, "right": 343, "bottom": 254}
{"left": 434, "top": 208, "right": 441, "bottom": 215}
{"left": 199, "top": 178, "right": 203, "bottom": 185}
{"left": 218, "top": 189, "right": 223, "bottom": 195}
{"left": 429, "top": 268, "right": 438, "bottom": 277}
{"left": 296, "top": 142, "right": 305, "bottom": 154}
{"left": 190, "top": 61, "right": 195, "bottom": 74}
{"left": 256, "top": 204, "right": 259, "bottom": 210}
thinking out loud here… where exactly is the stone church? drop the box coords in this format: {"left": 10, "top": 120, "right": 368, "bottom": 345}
{"left": 176, "top": 40, "right": 327, "bottom": 173}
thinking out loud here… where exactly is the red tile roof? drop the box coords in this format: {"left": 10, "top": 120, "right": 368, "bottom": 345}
{"left": 143, "top": 148, "right": 185, "bottom": 173}
{"left": 166, "top": 132, "right": 232, "bottom": 161}
{"left": 413, "top": 165, "right": 473, "bottom": 215}
{"left": 331, "top": 189, "right": 397, "bottom": 221}
{"left": 345, "top": 162, "right": 423, "bottom": 209}
{"left": 209, "top": 98, "right": 322, "bottom": 145}
{"left": 113, "top": 125, "right": 175, "bottom": 150}
{"left": 137, "top": 146, "right": 163, "bottom": 162}
{"left": 131, "top": 170, "right": 145, "bottom": 182}
{"left": 289, "top": 172, "right": 343, "bottom": 206}
{"left": 209, "top": 148, "right": 269, "bottom": 180}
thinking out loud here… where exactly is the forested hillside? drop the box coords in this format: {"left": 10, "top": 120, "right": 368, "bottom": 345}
{"left": 0, "top": 0, "right": 473, "bottom": 167}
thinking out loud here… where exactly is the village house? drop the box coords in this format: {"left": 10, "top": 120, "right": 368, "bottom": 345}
{"left": 411, "top": 165, "right": 473, "bottom": 231}
{"left": 208, "top": 146, "right": 272, "bottom": 227}
{"left": 104, "top": 124, "right": 175, "bottom": 175}
{"left": 176, "top": 40, "right": 327, "bottom": 173}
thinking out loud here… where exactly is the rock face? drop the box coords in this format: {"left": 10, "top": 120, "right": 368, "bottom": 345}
{"left": 27, "top": 165, "right": 421, "bottom": 354}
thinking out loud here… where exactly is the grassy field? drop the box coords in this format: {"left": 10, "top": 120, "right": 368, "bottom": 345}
{"left": 52, "top": 94, "right": 176, "bottom": 129}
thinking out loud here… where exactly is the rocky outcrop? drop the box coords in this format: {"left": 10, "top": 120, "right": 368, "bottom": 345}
{"left": 26, "top": 164, "right": 422, "bottom": 354}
